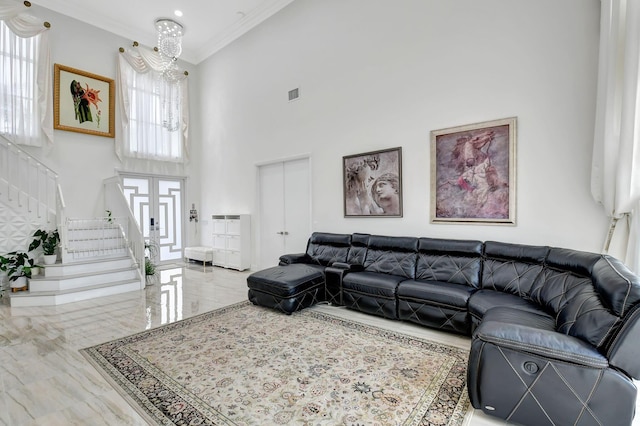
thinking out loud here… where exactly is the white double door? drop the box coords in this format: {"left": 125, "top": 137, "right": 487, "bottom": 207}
{"left": 121, "top": 174, "right": 185, "bottom": 264}
{"left": 258, "top": 157, "right": 311, "bottom": 269}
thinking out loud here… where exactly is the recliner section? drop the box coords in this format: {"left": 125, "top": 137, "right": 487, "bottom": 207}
{"left": 246, "top": 231, "right": 640, "bottom": 426}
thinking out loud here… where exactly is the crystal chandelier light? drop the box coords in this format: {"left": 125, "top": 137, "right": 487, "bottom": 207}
{"left": 155, "top": 18, "right": 184, "bottom": 71}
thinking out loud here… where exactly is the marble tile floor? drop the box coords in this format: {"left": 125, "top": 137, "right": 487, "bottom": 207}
{"left": 0, "top": 263, "right": 637, "bottom": 426}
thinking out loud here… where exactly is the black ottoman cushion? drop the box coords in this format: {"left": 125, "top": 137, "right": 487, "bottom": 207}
{"left": 247, "top": 264, "right": 325, "bottom": 314}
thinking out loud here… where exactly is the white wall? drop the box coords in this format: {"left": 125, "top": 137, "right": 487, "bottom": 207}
{"left": 197, "top": 0, "right": 607, "bottom": 265}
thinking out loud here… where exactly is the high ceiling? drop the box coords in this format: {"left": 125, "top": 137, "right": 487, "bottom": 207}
{"left": 29, "top": 0, "right": 297, "bottom": 65}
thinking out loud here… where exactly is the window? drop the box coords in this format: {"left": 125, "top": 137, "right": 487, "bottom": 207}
{"left": 0, "top": 19, "right": 50, "bottom": 146}
{"left": 118, "top": 50, "right": 188, "bottom": 163}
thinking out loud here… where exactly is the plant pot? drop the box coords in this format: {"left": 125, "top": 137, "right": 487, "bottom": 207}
{"left": 31, "top": 266, "right": 41, "bottom": 276}
{"left": 43, "top": 254, "right": 57, "bottom": 265}
{"left": 11, "top": 276, "right": 28, "bottom": 292}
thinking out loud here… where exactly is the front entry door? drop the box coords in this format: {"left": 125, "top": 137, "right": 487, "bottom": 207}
{"left": 121, "top": 175, "right": 184, "bottom": 264}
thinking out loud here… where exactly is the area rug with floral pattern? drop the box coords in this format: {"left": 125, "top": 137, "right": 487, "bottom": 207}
{"left": 81, "top": 301, "right": 471, "bottom": 425}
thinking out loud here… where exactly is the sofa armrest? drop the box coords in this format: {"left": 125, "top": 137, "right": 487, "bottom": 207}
{"left": 279, "top": 253, "right": 311, "bottom": 265}
{"left": 608, "top": 305, "right": 640, "bottom": 379}
{"left": 331, "top": 262, "right": 364, "bottom": 271}
{"left": 475, "top": 320, "right": 608, "bottom": 369}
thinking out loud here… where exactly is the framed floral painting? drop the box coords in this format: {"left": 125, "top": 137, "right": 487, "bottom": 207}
{"left": 430, "top": 117, "right": 516, "bottom": 225}
{"left": 54, "top": 64, "right": 115, "bottom": 138}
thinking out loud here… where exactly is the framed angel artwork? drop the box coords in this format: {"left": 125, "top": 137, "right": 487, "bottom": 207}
{"left": 430, "top": 117, "right": 516, "bottom": 225}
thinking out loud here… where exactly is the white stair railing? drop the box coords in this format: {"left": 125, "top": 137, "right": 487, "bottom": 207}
{"left": 104, "top": 177, "right": 145, "bottom": 288}
{"left": 0, "top": 138, "right": 58, "bottom": 224}
{"left": 62, "top": 217, "right": 129, "bottom": 259}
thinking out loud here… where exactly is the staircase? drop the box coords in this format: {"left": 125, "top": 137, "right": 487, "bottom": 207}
{"left": 10, "top": 256, "right": 141, "bottom": 307}
{"left": 0, "top": 138, "right": 145, "bottom": 307}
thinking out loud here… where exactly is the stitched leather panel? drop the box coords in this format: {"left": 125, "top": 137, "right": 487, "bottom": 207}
{"left": 468, "top": 340, "right": 637, "bottom": 426}
{"left": 305, "top": 232, "right": 351, "bottom": 266}
{"left": 342, "top": 271, "right": 405, "bottom": 298}
{"left": 247, "top": 264, "right": 325, "bottom": 297}
{"left": 347, "top": 233, "right": 370, "bottom": 265}
{"left": 592, "top": 255, "right": 640, "bottom": 317}
{"left": 363, "top": 235, "right": 418, "bottom": 278}
{"left": 468, "top": 290, "right": 547, "bottom": 321}
{"left": 530, "top": 267, "right": 619, "bottom": 349}
{"left": 248, "top": 286, "right": 324, "bottom": 314}
{"left": 482, "top": 259, "right": 544, "bottom": 297}
{"left": 397, "top": 280, "right": 475, "bottom": 308}
{"left": 342, "top": 290, "right": 398, "bottom": 319}
{"left": 398, "top": 299, "right": 470, "bottom": 334}
{"left": 545, "top": 247, "right": 601, "bottom": 276}
{"left": 484, "top": 241, "right": 549, "bottom": 263}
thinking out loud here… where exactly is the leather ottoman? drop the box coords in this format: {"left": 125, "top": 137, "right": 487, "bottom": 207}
{"left": 247, "top": 264, "right": 326, "bottom": 314}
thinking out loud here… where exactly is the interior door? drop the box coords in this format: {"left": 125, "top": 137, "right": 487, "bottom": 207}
{"left": 121, "top": 175, "right": 184, "bottom": 264}
{"left": 258, "top": 157, "right": 311, "bottom": 268}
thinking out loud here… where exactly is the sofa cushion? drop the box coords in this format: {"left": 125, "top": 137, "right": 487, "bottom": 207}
{"left": 342, "top": 271, "right": 406, "bottom": 298}
{"left": 416, "top": 238, "right": 483, "bottom": 288}
{"left": 398, "top": 280, "right": 475, "bottom": 309}
{"left": 246, "top": 264, "right": 325, "bottom": 298}
{"left": 530, "top": 267, "right": 620, "bottom": 350}
{"left": 468, "top": 289, "right": 547, "bottom": 322}
{"left": 305, "top": 232, "right": 352, "bottom": 266}
{"left": 482, "top": 241, "right": 549, "bottom": 297}
{"left": 347, "top": 233, "right": 370, "bottom": 265}
{"left": 363, "top": 235, "right": 419, "bottom": 279}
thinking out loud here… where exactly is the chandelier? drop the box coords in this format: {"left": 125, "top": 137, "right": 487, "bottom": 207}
{"left": 155, "top": 18, "right": 184, "bottom": 69}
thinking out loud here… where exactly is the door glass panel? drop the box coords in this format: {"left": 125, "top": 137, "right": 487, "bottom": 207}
{"left": 123, "top": 177, "right": 151, "bottom": 239}
{"left": 122, "top": 175, "right": 184, "bottom": 263}
{"left": 158, "top": 179, "right": 183, "bottom": 261}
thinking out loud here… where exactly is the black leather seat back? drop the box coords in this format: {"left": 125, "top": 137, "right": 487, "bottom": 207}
{"left": 347, "top": 233, "right": 370, "bottom": 265}
{"left": 482, "top": 241, "right": 549, "bottom": 297}
{"left": 529, "top": 248, "right": 622, "bottom": 349}
{"left": 363, "top": 235, "right": 418, "bottom": 279}
{"left": 305, "top": 232, "right": 351, "bottom": 266}
{"left": 416, "top": 238, "right": 483, "bottom": 288}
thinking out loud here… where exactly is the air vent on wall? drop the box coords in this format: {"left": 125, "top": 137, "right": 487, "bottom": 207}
{"left": 288, "top": 87, "right": 300, "bottom": 102}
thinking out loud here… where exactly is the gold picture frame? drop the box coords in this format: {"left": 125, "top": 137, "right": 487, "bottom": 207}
{"left": 430, "top": 117, "right": 516, "bottom": 225}
{"left": 54, "top": 63, "right": 115, "bottom": 138}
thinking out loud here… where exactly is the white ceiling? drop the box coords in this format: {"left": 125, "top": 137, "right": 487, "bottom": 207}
{"left": 29, "top": 0, "right": 297, "bottom": 65}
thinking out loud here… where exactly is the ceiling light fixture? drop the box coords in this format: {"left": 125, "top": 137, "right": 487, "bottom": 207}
{"left": 174, "top": 10, "right": 183, "bottom": 17}
{"left": 155, "top": 18, "right": 185, "bottom": 63}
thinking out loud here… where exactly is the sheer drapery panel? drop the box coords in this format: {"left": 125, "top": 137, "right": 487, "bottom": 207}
{"left": 0, "top": 1, "right": 52, "bottom": 146}
{"left": 592, "top": 0, "right": 640, "bottom": 272}
{"left": 117, "top": 46, "right": 189, "bottom": 163}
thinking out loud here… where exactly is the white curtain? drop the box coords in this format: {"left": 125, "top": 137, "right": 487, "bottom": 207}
{"left": 117, "top": 45, "right": 189, "bottom": 163}
{"left": 0, "top": 0, "right": 52, "bottom": 146}
{"left": 592, "top": 0, "right": 640, "bottom": 272}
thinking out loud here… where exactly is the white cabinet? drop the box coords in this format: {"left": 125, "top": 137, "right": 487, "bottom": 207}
{"left": 211, "top": 214, "right": 250, "bottom": 271}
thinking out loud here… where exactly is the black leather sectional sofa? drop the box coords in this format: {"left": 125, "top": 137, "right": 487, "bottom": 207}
{"left": 246, "top": 232, "right": 640, "bottom": 426}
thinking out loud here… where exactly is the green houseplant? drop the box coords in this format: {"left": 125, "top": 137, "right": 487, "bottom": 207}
{"left": 29, "top": 229, "right": 60, "bottom": 265}
{"left": 144, "top": 240, "right": 158, "bottom": 277}
{"left": 0, "top": 251, "right": 36, "bottom": 292}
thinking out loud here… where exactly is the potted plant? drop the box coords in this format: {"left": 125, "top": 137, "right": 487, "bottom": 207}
{"left": 144, "top": 240, "right": 158, "bottom": 284}
{"left": 0, "top": 251, "right": 36, "bottom": 292}
{"left": 29, "top": 229, "right": 60, "bottom": 265}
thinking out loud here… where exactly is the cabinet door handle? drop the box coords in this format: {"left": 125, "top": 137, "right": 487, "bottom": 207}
{"left": 284, "top": 231, "right": 289, "bottom": 235}
{"left": 276, "top": 231, "right": 283, "bottom": 235}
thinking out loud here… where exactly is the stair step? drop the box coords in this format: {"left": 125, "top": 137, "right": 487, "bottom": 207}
{"left": 43, "top": 256, "right": 134, "bottom": 277}
{"left": 9, "top": 279, "right": 142, "bottom": 307}
{"left": 29, "top": 267, "right": 140, "bottom": 292}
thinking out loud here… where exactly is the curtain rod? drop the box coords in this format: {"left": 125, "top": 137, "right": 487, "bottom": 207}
{"left": 118, "top": 42, "right": 189, "bottom": 76}
{"left": 23, "top": 1, "right": 51, "bottom": 28}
